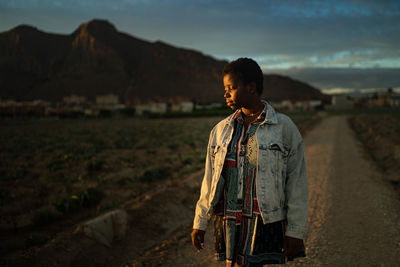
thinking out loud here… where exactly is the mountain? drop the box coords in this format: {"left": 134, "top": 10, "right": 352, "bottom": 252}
{"left": 263, "top": 74, "right": 330, "bottom": 101}
{"left": 0, "top": 19, "right": 329, "bottom": 103}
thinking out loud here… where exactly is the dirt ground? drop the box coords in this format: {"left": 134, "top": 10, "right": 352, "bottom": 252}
{"left": 5, "top": 115, "right": 400, "bottom": 266}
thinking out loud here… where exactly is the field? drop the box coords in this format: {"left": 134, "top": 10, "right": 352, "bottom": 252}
{"left": 0, "top": 112, "right": 320, "bottom": 257}
{"left": 348, "top": 109, "right": 400, "bottom": 191}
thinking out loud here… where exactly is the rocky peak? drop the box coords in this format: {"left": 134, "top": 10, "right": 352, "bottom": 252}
{"left": 8, "top": 24, "right": 39, "bottom": 34}
{"left": 73, "top": 19, "right": 117, "bottom": 36}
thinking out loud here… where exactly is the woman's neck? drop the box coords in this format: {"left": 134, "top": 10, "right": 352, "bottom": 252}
{"left": 241, "top": 100, "right": 264, "bottom": 117}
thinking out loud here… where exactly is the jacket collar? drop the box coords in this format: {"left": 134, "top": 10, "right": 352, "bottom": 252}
{"left": 224, "top": 99, "right": 278, "bottom": 127}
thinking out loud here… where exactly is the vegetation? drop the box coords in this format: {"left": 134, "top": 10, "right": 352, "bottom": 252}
{"left": 0, "top": 112, "right": 319, "bottom": 255}
{"left": 348, "top": 108, "right": 400, "bottom": 191}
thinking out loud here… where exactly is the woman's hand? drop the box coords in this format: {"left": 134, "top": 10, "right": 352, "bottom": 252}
{"left": 283, "top": 236, "right": 304, "bottom": 257}
{"left": 191, "top": 229, "right": 205, "bottom": 251}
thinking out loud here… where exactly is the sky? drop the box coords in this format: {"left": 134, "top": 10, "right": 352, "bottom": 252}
{"left": 1, "top": 0, "right": 400, "bottom": 94}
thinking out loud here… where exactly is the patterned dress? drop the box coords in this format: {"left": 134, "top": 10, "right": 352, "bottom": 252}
{"left": 213, "top": 107, "right": 287, "bottom": 267}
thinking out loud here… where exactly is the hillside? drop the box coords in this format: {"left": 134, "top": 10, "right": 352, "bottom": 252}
{"left": 0, "top": 19, "right": 328, "bottom": 103}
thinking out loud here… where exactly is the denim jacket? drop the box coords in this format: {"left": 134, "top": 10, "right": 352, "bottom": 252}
{"left": 193, "top": 100, "right": 308, "bottom": 239}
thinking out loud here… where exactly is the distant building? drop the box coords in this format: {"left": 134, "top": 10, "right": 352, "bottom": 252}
{"left": 271, "top": 99, "right": 322, "bottom": 111}
{"left": 133, "top": 102, "right": 167, "bottom": 115}
{"left": 63, "top": 94, "right": 86, "bottom": 105}
{"left": 127, "top": 96, "right": 194, "bottom": 115}
{"left": 392, "top": 94, "right": 400, "bottom": 107}
{"left": 180, "top": 101, "right": 194, "bottom": 112}
{"left": 150, "top": 102, "right": 168, "bottom": 113}
{"left": 331, "top": 94, "right": 353, "bottom": 109}
{"left": 375, "top": 89, "right": 396, "bottom": 107}
{"left": 195, "top": 102, "right": 223, "bottom": 110}
{"left": 167, "top": 96, "right": 194, "bottom": 113}
{"left": 96, "top": 94, "right": 119, "bottom": 105}
{"left": 0, "top": 100, "right": 46, "bottom": 117}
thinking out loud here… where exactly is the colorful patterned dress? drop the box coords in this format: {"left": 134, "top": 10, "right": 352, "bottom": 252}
{"left": 213, "top": 107, "right": 287, "bottom": 267}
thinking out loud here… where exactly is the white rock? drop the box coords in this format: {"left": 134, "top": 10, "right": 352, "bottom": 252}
{"left": 81, "top": 209, "right": 128, "bottom": 247}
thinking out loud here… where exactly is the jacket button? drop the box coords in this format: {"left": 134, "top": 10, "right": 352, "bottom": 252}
{"left": 262, "top": 152, "right": 267, "bottom": 156}
{"left": 262, "top": 201, "right": 266, "bottom": 205}
{"left": 262, "top": 168, "right": 266, "bottom": 172}
{"left": 261, "top": 184, "right": 265, "bottom": 189}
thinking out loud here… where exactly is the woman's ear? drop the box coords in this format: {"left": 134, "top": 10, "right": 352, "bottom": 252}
{"left": 247, "top": 82, "right": 257, "bottom": 94}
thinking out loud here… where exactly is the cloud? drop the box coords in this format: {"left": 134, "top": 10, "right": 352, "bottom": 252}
{"left": 265, "top": 68, "right": 400, "bottom": 92}
{"left": 322, "top": 88, "right": 356, "bottom": 95}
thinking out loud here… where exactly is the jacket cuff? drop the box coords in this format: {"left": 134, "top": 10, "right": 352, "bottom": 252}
{"left": 285, "top": 224, "right": 305, "bottom": 239}
{"left": 193, "top": 216, "right": 209, "bottom": 231}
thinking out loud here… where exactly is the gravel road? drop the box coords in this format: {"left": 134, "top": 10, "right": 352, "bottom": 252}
{"left": 139, "top": 115, "right": 400, "bottom": 266}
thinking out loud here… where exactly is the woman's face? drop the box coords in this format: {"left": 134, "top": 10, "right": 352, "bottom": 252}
{"left": 223, "top": 73, "right": 250, "bottom": 110}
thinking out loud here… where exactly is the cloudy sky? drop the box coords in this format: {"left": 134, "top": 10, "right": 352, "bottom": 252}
{"left": 1, "top": 0, "right": 399, "bottom": 94}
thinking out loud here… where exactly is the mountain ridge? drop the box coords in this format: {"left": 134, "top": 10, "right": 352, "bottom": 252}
{"left": 0, "top": 19, "right": 329, "bottom": 103}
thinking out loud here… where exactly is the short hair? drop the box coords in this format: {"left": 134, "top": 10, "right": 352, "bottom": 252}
{"left": 222, "top": 57, "right": 264, "bottom": 95}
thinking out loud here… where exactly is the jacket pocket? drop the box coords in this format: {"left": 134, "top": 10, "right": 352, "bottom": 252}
{"left": 211, "top": 144, "right": 224, "bottom": 173}
{"left": 212, "top": 145, "right": 221, "bottom": 156}
{"left": 259, "top": 142, "right": 288, "bottom": 207}
{"left": 270, "top": 142, "right": 288, "bottom": 206}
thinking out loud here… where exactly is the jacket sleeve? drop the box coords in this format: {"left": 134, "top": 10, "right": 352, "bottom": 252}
{"left": 193, "top": 129, "right": 214, "bottom": 231}
{"left": 285, "top": 125, "right": 308, "bottom": 239}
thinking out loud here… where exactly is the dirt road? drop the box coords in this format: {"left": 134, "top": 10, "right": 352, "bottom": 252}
{"left": 11, "top": 115, "right": 400, "bottom": 266}
{"left": 134, "top": 115, "right": 400, "bottom": 266}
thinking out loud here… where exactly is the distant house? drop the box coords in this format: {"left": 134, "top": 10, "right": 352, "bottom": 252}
{"left": 180, "top": 101, "right": 194, "bottom": 112}
{"left": 0, "top": 100, "right": 47, "bottom": 117}
{"left": 134, "top": 104, "right": 150, "bottom": 116}
{"left": 149, "top": 102, "right": 168, "bottom": 113}
{"left": 392, "top": 94, "right": 400, "bottom": 107}
{"left": 271, "top": 100, "right": 293, "bottom": 111}
{"left": 271, "top": 99, "right": 322, "bottom": 111}
{"left": 63, "top": 94, "right": 86, "bottom": 105}
{"left": 167, "top": 96, "right": 194, "bottom": 113}
{"left": 331, "top": 94, "right": 353, "bottom": 109}
{"left": 127, "top": 96, "right": 194, "bottom": 115}
{"left": 96, "top": 94, "right": 119, "bottom": 105}
{"left": 195, "top": 102, "right": 223, "bottom": 110}
{"left": 374, "top": 89, "right": 400, "bottom": 108}
{"left": 130, "top": 99, "right": 167, "bottom": 116}
{"left": 376, "top": 94, "right": 391, "bottom": 107}
{"left": 348, "top": 88, "right": 400, "bottom": 108}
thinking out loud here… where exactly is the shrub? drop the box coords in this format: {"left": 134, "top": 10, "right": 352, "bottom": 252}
{"left": 46, "top": 158, "right": 67, "bottom": 172}
{"left": 7, "top": 163, "right": 32, "bottom": 180}
{"left": 26, "top": 233, "right": 50, "bottom": 248}
{"left": 116, "top": 177, "right": 133, "bottom": 185}
{"left": 167, "top": 142, "right": 179, "bottom": 150}
{"left": 138, "top": 167, "right": 170, "bottom": 182}
{"left": 86, "top": 158, "right": 104, "bottom": 172}
{"left": 178, "top": 163, "right": 202, "bottom": 176}
{"left": 0, "top": 189, "right": 12, "bottom": 205}
{"left": 182, "top": 137, "right": 196, "bottom": 148}
{"left": 54, "top": 187, "right": 104, "bottom": 214}
{"left": 31, "top": 209, "right": 60, "bottom": 226}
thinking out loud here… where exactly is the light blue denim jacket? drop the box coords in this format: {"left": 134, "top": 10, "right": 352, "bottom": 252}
{"left": 193, "top": 100, "right": 308, "bottom": 239}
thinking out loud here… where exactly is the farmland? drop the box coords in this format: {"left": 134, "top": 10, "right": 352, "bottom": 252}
{"left": 348, "top": 109, "right": 400, "bottom": 192}
{"left": 0, "top": 111, "right": 320, "bottom": 257}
